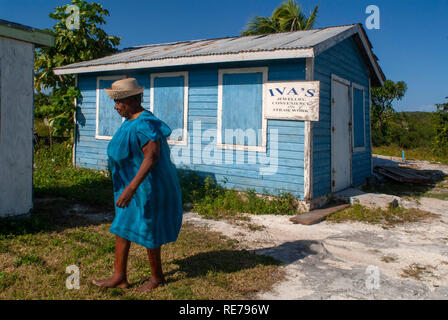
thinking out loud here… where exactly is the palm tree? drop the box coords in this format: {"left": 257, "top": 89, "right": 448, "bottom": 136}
{"left": 241, "top": 0, "right": 318, "bottom": 36}
{"left": 241, "top": 16, "right": 282, "bottom": 36}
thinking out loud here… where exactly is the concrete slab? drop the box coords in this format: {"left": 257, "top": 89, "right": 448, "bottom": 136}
{"left": 334, "top": 188, "right": 399, "bottom": 211}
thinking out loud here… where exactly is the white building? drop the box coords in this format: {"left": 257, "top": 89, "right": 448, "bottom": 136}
{"left": 0, "top": 19, "right": 54, "bottom": 217}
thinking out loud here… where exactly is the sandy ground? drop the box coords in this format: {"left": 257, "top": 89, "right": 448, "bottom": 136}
{"left": 183, "top": 206, "right": 448, "bottom": 300}
{"left": 66, "top": 155, "right": 447, "bottom": 299}
{"left": 182, "top": 156, "right": 448, "bottom": 300}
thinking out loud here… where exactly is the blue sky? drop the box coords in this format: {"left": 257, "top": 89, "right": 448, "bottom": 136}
{"left": 1, "top": 0, "right": 447, "bottom": 112}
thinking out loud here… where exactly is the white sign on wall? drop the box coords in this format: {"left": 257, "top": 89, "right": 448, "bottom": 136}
{"left": 264, "top": 81, "right": 320, "bottom": 121}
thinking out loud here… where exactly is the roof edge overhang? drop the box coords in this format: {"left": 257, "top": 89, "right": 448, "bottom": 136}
{"left": 53, "top": 48, "right": 315, "bottom": 75}
{"left": 0, "top": 23, "right": 54, "bottom": 47}
{"left": 313, "top": 24, "right": 385, "bottom": 86}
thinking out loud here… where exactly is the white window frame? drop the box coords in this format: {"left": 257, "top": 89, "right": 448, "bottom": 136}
{"left": 150, "top": 71, "right": 189, "bottom": 146}
{"left": 95, "top": 75, "right": 126, "bottom": 140}
{"left": 217, "top": 67, "right": 268, "bottom": 152}
{"left": 351, "top": 82, "right": 366, "bottom": 152}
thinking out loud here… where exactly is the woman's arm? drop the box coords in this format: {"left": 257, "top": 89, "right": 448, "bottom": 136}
{"left": 115, "top": 140, "right": 160, "bottom": 208}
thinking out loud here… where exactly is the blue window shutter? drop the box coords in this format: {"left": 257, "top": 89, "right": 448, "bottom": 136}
{"left": 98, "top": 79, "right": 122, "bottom": 137}
{"left": 222, "top": 72, "right": 263, "bottom": 146}
{"left": 153, "top": 76, "right": 184, "bottom": 137}
{"left": 353, "top": 87, "right": 365, "bottom": 148}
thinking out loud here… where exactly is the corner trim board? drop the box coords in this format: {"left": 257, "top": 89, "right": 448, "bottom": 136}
{"left": 304, "top": 57, "right": 314, "bottom": 200}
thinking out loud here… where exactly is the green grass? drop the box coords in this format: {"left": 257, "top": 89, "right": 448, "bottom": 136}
{"left": 326, "top": 203, "right": 439, "bottom": 226}
{"left": 0, "top": 141, "right": 287, "bottom": 299}
{"left": 14, "top": 254, "right": 45, "bottom": 267}
{"left": 179, "top": 172, "right": 300, "bottom": 220}
{"left": 34, "top": 142, "right": 301, "bottom": 218}
{"left": 373, "top": 145, "right": 448, "bottom": 165}
{"left": 0, "top": 212, "right": 284, "bottom": 299}
{"left": 421, "top": 192, "right": 448, "bottom": 200}
{"left": 33, "top": 142, "right": 114, "bottom": 209}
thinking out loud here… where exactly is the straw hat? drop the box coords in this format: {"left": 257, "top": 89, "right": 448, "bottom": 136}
{"left": 105, "top": 78, "right": 144, "bottom": 100}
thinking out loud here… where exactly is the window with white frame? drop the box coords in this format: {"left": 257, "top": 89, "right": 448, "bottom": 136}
{"left": 150, "top": 72, "right": 188, "bottom": 146}
{"left": 217, "top": 67, "right": 267, "bottom": 152}
{"left": 96, "top": 75, "right": 126, "bottom": 140}
{"left": 352, "top": 83, "right": 366, "bottom": 151}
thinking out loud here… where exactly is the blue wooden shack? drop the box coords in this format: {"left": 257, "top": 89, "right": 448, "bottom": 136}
{"left": 54, "top": 24, "right": 385, "bottom": 211}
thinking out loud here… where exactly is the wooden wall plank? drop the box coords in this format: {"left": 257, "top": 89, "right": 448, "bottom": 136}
{"left": 76, "top": 60, "right": 308, "bottom": 198}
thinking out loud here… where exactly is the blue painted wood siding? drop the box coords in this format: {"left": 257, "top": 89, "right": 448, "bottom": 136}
{"left": 75, "top": 59, "right": 307, "bottom": 199}
{"left": 97, "top": 78, "right": 122, "bottom": 137}
{"left": 153, "top": 76, "right": 185, "bottom": 138}
{"left": 313, "top": 36, "right": 372, "bottom": 197}
{"left": 222, "top": 72, "right": 263, "bottom": 146}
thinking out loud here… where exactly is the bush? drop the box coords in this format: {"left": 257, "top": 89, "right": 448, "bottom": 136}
{"left": 372, "top": 112, "right": 437, "bottom": 149}
{"left": 34, "top": 144, "right": 299, "bottom": 218}
{"left": 432, "top": 100, "right": 448, "bottom": 156}
{"left": 178, "top": 171, "right": 299, "bottom": 218}
{"left": 33, "top": 141, "right": 113, "bottom": 206}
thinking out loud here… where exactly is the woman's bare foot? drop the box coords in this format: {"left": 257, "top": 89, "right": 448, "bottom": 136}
{"left": 136, "top": 277, "right": 166, "bottom": 293}
{"left": 92, "top": 276, "right": 129, "bottom": 289}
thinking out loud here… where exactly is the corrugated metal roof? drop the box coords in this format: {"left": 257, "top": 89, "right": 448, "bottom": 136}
{"left": 56, "top": 24, "right": 356, "bottom": 69}
{"left": 53, "top": 23, "right": 384, "bottom": 85}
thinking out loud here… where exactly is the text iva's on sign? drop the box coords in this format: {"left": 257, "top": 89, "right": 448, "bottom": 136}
{"left": 264, "top": 81, "right": 320, "bottom": 121}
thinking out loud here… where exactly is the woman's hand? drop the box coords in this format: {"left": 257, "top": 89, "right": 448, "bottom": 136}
{"left": 116, "top": 185, "right": 137, "bottom": 208}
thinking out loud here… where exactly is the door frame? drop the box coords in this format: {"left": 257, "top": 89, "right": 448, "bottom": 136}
{"left": 330, "top": 74, "right": 353, "bottom": 193}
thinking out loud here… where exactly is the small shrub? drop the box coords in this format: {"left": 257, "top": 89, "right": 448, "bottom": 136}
{"left": 185, "top": 174, "right": 299, "bottom": 219}
{"left": 327, "top": 203, "right": 438, "bottom": 226}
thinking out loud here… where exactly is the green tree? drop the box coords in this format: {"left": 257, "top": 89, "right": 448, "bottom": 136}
{"left": 432, "top": 97, "right": 448, "bottom": 155}
{"left": 35, "top": 0, "right": 120, "bottom": 143}
{"left": 370, "top": 80, "right": 407, "bottom": 146}
{"left": 241, "top": 0, "right": 318, "bottom": 36}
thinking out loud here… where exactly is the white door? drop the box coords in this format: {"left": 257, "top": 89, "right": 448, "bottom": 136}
{"left": 331, "top": 76, "right": 352, "bottom": 192}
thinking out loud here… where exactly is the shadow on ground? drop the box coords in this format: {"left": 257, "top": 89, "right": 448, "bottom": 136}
{"left": 166, "top": 248, "right": 283, "bottom": 279}
{"left": 163, "top": 240, "right": 321, "bottom": 284}
{"left": 0, "top": 198, "right": 115, "bottom": 237}
{"left": 252, "top": 240, "right": 324, "bottom": 264}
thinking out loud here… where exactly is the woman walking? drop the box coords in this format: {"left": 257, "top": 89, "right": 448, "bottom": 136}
{"left": 92, "top": 78, "right": 183, "bottom": 292}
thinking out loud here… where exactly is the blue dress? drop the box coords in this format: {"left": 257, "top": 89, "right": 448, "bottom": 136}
{"left": 106, "top": 110, "right": 183, "bottom": 249}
